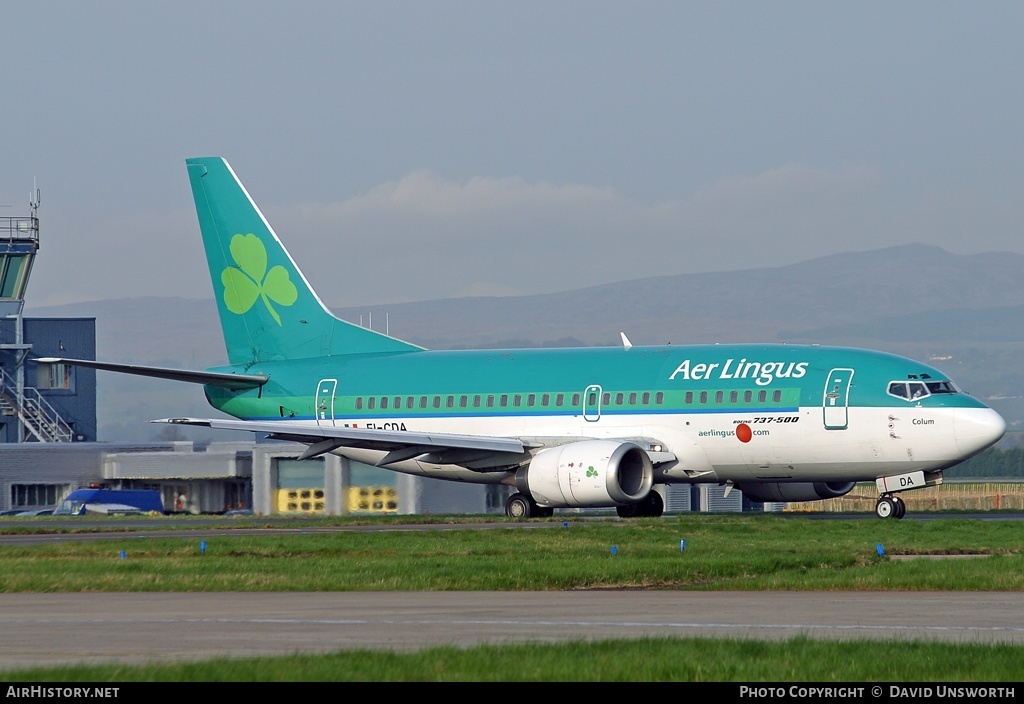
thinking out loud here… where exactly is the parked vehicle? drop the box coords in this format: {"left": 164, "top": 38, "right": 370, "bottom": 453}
{"left": 53, "top": 488, "right": 164, "bottom": 516}
{"left": 223, "top": 508, "right": 254, "bottom": 517}
{"left": 13, "top": 508, "right": 54, "bottom": 516}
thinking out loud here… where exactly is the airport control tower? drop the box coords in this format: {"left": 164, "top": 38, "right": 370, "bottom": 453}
{"left": 0, "top": 191, "right": 89, "bottom": 442}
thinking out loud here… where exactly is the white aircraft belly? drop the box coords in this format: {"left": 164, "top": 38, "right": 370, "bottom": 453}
{"left": 320, "top": 404, "right": 965, "bottom": 486}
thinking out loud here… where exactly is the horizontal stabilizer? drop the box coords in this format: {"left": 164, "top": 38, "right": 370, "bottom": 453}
{"left": 36, "top": 357, "right": 267, "bottom": 389}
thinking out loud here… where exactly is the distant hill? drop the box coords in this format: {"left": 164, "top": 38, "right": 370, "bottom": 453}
{"left": 25, "top": 296, "right": 224, "bottom": 366}
{"left": 784, "top": 304, "right": 1024, "bottom": 343}
{"left": 26, "top": 244, "right": 1024, "bottom": 442}
{"left": 333, "top": 243, "right": 1024, "bottom": 348}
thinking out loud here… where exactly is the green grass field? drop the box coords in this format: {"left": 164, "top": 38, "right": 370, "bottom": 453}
{"left": 2, "top": 513, "right": 1022, "bottom": 681}
{"left": 7, "top": 638, "right": 1024, "bottom": 682}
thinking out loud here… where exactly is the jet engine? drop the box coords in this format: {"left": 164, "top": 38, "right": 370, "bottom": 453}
{"left": 516, "top": 440, "right": 654, "bottom": 508}
{"left": 735, "top": 481, "right": 857, "bottom": 503}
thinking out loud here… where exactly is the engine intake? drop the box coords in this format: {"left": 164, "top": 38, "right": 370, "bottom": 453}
{"left": 516, "top": 440, "right": 654, "bottom": 508}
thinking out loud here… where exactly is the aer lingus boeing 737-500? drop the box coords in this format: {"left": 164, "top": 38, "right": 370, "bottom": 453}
{"left": 43, "top": 157, "right": 1007, "bottom": 519}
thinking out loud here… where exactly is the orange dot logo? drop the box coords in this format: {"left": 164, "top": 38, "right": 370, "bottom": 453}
{"left": 736, "top": 423, "right": 752, "bottom": 443}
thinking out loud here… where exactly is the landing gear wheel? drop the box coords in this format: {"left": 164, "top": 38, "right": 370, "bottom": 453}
{"left": 616, "top": 492, "right": 664, "bottom": 518}
{"left": 505, "top": 493, "right": 533, "bottom": 519}
{"left": 643, "top": 491, "right": 665, "bottom": 518}
{"left": 893, "top": 496, "right": 906, "bottom": 519}
{"left": 533, "top": 505, "right": 554, "bottom": 518}
{"left": 875, "top": 497, "right": 896, "bottom": 519}
{"left": 616, "top": 503, "right": 640, "bottom": 518}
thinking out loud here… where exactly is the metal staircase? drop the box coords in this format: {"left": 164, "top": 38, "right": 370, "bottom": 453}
{"left": 0, "top": 363, "right": 73, "bottom": 443}
{"left": 0, "top": 197, "right": 77, "bottom": 443}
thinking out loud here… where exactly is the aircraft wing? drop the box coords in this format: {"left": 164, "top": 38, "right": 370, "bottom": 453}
{"left": 152, "top": 417, "right": 533, "bottom": 468}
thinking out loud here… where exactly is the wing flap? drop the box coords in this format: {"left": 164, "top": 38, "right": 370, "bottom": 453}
{"left": 153, "top": 417, "right": 531, "bottom": 468}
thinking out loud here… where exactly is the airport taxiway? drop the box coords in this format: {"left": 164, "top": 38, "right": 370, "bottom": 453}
{"left": 1, "top": 591, "right": 1022, "bottom": 671}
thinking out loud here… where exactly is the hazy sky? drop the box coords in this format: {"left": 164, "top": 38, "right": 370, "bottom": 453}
{"left": 4, "top": 2, "right": 1023, "bottom": 309}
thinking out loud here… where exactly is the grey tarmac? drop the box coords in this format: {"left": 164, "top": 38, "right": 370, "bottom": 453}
{"left": 1, "top": 591, "right": 1022, "bottom": 671}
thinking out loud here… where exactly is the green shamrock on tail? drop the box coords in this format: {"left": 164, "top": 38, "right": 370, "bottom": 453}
{"left": 221, "top": 234, "right": 298, "bottom": 325}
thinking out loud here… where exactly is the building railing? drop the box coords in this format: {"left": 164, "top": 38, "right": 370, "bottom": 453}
{"left": 0, "top": 216, "right": 39, "bottom": 244}
{"left": 0, "top": 367, "right": 73, "bottom": 442}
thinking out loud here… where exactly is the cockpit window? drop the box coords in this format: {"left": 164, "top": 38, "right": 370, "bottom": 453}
{"left": 889, "top": 381, "right": 927, "bottom": 400}
{"left": 887, "top": 379, "right": 958, "bottom": 401}
{"left": 926, "top": 381, "right": 958, "bottom": 394}
{"left": 888, "top": 382, "right": 908, "bottom": 399}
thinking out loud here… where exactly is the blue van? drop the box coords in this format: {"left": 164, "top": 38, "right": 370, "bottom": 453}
{"left": 53, "top": 488, "right": 164, "bottom": 516}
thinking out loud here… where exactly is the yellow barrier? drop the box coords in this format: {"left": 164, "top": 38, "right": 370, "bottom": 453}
{"left": 275, "top": 487, "right": 326, "bottom": 514}
{"left": 347, "top": 486, "right": 398, "bottom": 514}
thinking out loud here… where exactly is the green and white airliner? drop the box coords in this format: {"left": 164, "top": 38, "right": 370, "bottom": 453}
{"left": 45, "top": 157, "right": 1007, "bottom": 519}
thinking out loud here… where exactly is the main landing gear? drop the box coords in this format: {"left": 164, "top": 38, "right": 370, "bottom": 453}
{"left": 875, "top": 495, "right": 906, "bottom": 520}
{"left": 615, "top": 491, "right": 665, "bottom": 518}
{"left": 505, "top": 493, "right": 554, "bottom": 519}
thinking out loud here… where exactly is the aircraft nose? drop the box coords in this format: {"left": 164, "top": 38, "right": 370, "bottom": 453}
{"left": 953, "top": 407, "right": 1006, "bottom": 456}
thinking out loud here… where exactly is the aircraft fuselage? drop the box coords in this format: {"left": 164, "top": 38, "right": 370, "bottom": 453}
{"left": 203, "top": 342, "right": 1003, "bottom": 487}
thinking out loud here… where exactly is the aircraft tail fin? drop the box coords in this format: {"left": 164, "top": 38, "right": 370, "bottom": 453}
{"left": 186, "top": 157, "right": 422, "bottom": 364}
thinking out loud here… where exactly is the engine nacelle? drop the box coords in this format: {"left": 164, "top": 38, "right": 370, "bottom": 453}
{"left": 516, "top": 440, "right": 654, "bottom": 508}
{"left": 735, "top": 481, "right": 857, "bottom": 503}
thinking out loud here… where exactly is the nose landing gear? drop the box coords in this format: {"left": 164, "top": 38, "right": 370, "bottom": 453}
{"left": 875, "top": 494, "right": 906, "bottom": 519}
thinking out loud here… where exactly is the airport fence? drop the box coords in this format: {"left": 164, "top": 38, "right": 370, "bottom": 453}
{"left": 784, "top": 480, "right": 1024, "bottom": 513}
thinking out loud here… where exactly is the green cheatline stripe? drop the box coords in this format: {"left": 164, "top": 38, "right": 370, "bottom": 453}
{"left": 211, "top": 386, "right": 802, "bottom": 419}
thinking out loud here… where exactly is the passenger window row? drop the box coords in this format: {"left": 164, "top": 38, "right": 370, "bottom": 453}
{"left": 351, "top": 387, "right": 784, "bottom": 411}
